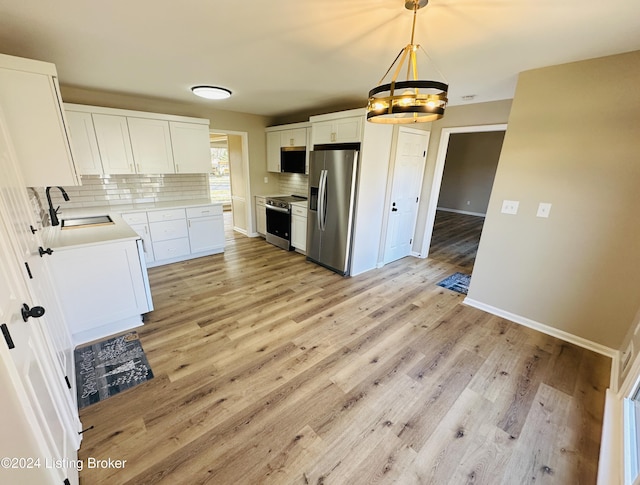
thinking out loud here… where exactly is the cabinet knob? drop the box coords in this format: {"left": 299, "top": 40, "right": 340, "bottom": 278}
{"left": 38, "top": 246, "right": 54, "bottom": 257}
{"left": 21, "top": 303, "right": 45, "bottom": 322}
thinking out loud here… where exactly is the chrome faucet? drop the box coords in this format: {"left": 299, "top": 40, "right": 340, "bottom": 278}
{"left": 45, "top": 186, "right": 70, "bottom": 226}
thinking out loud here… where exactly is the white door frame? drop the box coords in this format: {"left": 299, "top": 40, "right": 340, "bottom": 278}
{"left": 419, "top": 123, "right": 507, "bottom": 258}
{"left": 381, "top": 126, "right": 430, "bottom": 265}
{"left": 209, "top": 128, "right": 252, "bottom": 235}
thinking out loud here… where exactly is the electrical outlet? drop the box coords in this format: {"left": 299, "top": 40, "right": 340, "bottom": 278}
{"left": 537, "top": 202, "right": 552, "bottom": 218}
{"left": 263, "top": 176, "right": 269, "bottom": 184}
{"left": 501, "top": 200, "right": 519, "bottom": 215}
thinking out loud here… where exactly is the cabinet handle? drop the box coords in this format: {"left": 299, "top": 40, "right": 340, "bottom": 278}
{"left": 290, "top": 138, "right": 294, "bottom": 146}
{"left": 130, "top": 164, "right": 134, "bottom": 173}
{"left": 176, "top": 164, "right": 180, "bottom": 173}
{"left": 136, "top": 163, "right": 141, "bottom": 172}
{"left": 144, "top": 226, "right": 148, "bottom": 234}
{"left": 331, "top": 133, "right": 337, "bottom": 142}
{"left": 188, "top": 220, "right": 191, "bottom": 228}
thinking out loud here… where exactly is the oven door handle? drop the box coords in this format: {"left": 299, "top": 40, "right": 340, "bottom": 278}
{"left": 265, "top": 204, "right": 290, "bottom": 214}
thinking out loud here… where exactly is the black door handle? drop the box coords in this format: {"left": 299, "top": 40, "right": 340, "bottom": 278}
{"left": 38, "top": 246, "right": 53, "bottom": 257}
{"left": 21, "top": 303, "right": 45, "bottom": 322}
{"left": 391, "top": 202, "right": 398, "bottom": 212}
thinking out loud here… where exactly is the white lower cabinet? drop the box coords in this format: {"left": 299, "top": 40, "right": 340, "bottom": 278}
{"left": 47, "top": 239, "right": 151, "bottom": 345}
{"left": 187, "top": 206, "right": 225, "bottom": 253}
{"left": 256, "top": 196, "right": 266, "bottom": 236}
{"left": 291, "top": 203, "right": 307, "bottom": 253}
{"left": 123, "top": 204, "right": 224, "bottom": 267}
{"left": 153, "top": 237, "right": 191, "bottom": 260}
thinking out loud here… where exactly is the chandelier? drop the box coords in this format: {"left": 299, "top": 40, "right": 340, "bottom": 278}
{"left": 366, "top": 0, "right": 448, "bottom": 124}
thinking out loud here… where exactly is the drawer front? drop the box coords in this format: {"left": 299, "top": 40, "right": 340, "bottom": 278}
{"left": 255, "top": 196, "right": 266, "bottom": 206}
{"left": 147, "top": 208, "right": 186, "bottom": 223}
{"left": 186, "top": 205, "right": 223, "bottom": 218}
{"left": 149, "top": 219, "right": 188, "bottom": 241}
{"left": 122, "top": 211, "right": 148, "bottom": 225}
{"left": 152, "top": 237, "right": 191, "bottom": 261}
{"left": 292, "top": 205, "right": 307, "bottom": 217}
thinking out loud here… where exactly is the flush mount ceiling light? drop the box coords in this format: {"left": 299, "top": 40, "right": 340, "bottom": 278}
{"left": 366, "top": 0, "right": 448, "bottom": 124}
{"left": 191, "top": 85, "right": 232, "bottom": 100}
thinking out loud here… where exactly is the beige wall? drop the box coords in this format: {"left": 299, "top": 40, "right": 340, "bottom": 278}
{"left": 437, "top": 131, "right": 504, "bottom": 215}
{"left": 467, "top": 50, "right": 640, "bottom": 350}
{"left": 59, "top": 85, "right": 280, "bottom": 211}
{"left": 413, "top": 99, "right": 513, "bottom": 252}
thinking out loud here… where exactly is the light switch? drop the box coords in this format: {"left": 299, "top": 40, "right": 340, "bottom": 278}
{"left": 501, "top": 200, "right": 519, "bottom": 215}
{"left": 537, "top": 202, "right": 552, "bottom": 218}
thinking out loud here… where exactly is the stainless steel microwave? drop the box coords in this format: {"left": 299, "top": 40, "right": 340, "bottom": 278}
{"left": 280, "top": 147, "right": 306, "bottom": 173}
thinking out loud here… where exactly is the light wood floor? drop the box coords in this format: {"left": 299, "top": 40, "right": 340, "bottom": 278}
{"left": 77, "top": 220, "right": 610, "bottom": 485}
{"left": 429, "top": 210, "right": 486, "bottom": 271}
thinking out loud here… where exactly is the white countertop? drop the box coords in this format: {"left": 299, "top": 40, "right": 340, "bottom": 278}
{"left": 45, "top": 199, "right": 222, "bottom": 251}
{"left": 42, "top": 213, "right": 139, "bottom": 251}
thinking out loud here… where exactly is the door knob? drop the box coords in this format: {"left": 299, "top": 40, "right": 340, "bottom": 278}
{"left": 21, "top": 303, "right": 45, "bottom": 322}
{"left": 391, "top": 202, "right": 398, "bottom": 212}
{"left": 38, "top": 246, "right": 53, "bottom": 257}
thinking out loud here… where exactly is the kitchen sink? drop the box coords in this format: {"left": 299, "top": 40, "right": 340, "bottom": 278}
{"left": 61, "top": 215, "right": 114, "bottom": 229}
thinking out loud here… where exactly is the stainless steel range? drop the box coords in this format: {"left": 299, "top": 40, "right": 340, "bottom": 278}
{"left": 265, "top": 195, "right": 307, "bottom": 250}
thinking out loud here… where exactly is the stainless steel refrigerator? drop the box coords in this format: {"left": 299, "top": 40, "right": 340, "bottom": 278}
{"left": 306, "top": 145, "right": 359, "bottom": 276}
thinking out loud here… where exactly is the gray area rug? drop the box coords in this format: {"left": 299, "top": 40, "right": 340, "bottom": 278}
{"left": 74, "top": 331, "right": 153, "bottom": 409}
{"left": 436, "top": 272, "right": 471, "bottom": 295}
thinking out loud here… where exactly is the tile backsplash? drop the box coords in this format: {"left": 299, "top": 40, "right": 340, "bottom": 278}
{"left": 31, "top": 173, "right": 210, "bottom": 225}
{"left": 278, "top": 173, "right": 308, "bottom": 197}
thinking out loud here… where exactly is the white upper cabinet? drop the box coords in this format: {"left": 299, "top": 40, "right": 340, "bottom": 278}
{"left": 64, "top": 104, "right": 211, "bottom": 175}
{"left": 0, "top": 53, "right": 80, "bottom": 187}
{"left": 65, "top": 110, "right": 103, "bottom": 175}
{"left": 127, "top": 117, "right": 175, "bottom": 174}
{"left": 311, "top": 116, "right": 362, "bottom": 145}
{"left": 280, "top": 128, "right": 307, "bottom": 147}
{"left": 266, "top": 131, "right": 281, "bottom": 173}
{"left": 92, "top": 113, "right": 136, "bottom": 174}
{"left": 169, "top": 121, "right": 211, "bottom": 173}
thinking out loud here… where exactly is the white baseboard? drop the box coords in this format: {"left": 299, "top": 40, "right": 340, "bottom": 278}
{"left": 463, "top": 297, "right": 618, "bottom": 358}
{"left": 436, "top": 207, "right": 486, "bottom": 217}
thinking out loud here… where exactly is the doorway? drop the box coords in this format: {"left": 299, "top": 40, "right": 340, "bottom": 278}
{"left": 209, "top": 133, "right": 231, "bottom": 208}
{"left": 420, "top": 124, "right": 507, "bottom": 270}
{"left": 210, "top": 129, "right": 251, "bottom": 237}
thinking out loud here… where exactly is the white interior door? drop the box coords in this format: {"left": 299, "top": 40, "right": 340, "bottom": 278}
{"left": 0, "top": 108, "right": 78, "bottom": 421}
{"left": 384, "top": 128, "right": 430, "bottom": 264}
{"left": 0, "top": 107, "right": 81, "bottom": 479}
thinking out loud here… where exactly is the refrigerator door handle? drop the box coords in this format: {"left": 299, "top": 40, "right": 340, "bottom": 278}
{"left": 318, "top": 169, "right": 327, "bottom": 231}
{"left": 320, "top": 169, "right": 328, "bottom": 231}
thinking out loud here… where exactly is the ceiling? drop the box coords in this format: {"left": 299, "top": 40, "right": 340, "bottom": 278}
{"left": 1, "top": 0, "right": 639, "bottom": 120}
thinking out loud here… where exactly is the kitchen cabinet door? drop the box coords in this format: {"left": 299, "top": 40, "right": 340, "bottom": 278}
{"left": 128, "top": 223, "right": 155, "bottom": 263}
{"left": 47, "top": 240, "right": 150, "bottom": 341}
{"left": 65, "top": 110, "right": 103, "bottom": 175}
{"left": 93, "top": 113, "right": 136, "bottom": 174}
{"left": 291, "top": 205, "right": 307, "bottom": 253}
{"left": 170, "top": 121, "right": 211, "bottom": 173}
{"left": 186, "top": 205, "right": 225, "bottom": 254}
{"left": 311, "top": 117, "right": 362, "bottom": 145}
{"left": 188, "top": 216, "right": 225, "bottom": 253}
{"left": 128, "top": 117, "right": 175, "bottom": 174}
{"left": 0, "top": 54, "right": 80, "bottom": 187}
{"left": 266, "top": 131, "right": 281, "bottom": 173}
{"left": 255, "top": 196, "right": 266, "bottom": 236}
{"left": 280, "top": 128, "right": 307, "bottom": 147}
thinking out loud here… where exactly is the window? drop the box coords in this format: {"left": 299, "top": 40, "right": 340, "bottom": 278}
{"left": 209, "top": 145, "right": 231, "bottom": 205}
